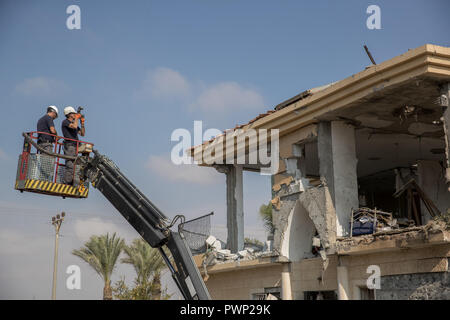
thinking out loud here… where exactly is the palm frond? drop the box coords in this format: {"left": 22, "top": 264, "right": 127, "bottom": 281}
{"left": 121, "top": 238, "right": 166, "bottom": 284}
{"left": 72, "top": 232, "right": 124, "bottom": 284}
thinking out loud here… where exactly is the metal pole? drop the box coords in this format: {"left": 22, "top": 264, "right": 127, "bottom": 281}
{"left": 364, "top": 45, "right": 377, "bottom": 65}
{"left": 51, "top": 212, "right": 65, "bottom": 300}
{"left": 52, "top": 228, "right": 59, "bottom": 300}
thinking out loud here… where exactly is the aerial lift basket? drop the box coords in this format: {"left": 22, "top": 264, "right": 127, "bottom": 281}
{"left": 15, "top": 131, "right": 93, "bottom": 199}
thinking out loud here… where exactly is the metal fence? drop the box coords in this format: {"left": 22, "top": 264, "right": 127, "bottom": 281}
{"left": 180, "top": 212, "right": 214, "bottom": 255}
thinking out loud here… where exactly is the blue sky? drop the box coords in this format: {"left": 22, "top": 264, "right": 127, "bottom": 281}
{"left": 0, "top": 0, "right": 448, "bottom": 299}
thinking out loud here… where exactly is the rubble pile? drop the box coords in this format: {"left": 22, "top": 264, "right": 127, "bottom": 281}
{"left": 338, "top": 217, "right": 449, "bottom": 250}
{"left": 202, "top": 235, "right": 273, "bottom": 266}
{"left": 351, "top": 207, "right": 413, "bottom": 236}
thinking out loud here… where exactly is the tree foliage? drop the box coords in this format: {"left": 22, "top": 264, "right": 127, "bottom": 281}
{"left": 113, "top": 238, "right": 170, "bottom": 300}
{"left": 112, "top": 277, "right": 171, "bottom": 300}
{"left": 72, "top": 232, "right": 124, "bottom": 300}
{"left": 259, "top": 202, "right": 274, "bottom": 235}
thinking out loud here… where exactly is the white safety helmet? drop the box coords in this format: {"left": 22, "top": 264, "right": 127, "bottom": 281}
{"left": 64, "top": 106, "right": 77, "bottom": 116}
{"left": 48, "top": 105, "right": 59, "bottom": 118}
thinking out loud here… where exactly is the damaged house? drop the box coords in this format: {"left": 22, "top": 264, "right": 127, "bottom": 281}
{"left": 189, "top": 44, "right": 450, "bottom": 300}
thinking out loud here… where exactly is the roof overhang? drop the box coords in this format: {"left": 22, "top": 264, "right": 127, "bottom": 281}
{"left": 190, "top": 44, "right": 450, "bottom": 166}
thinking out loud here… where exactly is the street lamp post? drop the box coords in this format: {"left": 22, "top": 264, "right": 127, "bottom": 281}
{"left": 51, "top": 212, "right": 65, "bottom": 300}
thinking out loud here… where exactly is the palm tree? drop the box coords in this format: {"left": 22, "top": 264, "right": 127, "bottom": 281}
{"left": 121, "top": 238, "right": 166, "bottom": 299}
{"left": 72, "top": 232, "right": 124, "bottom": 300}
{"left": 259, "top": 202, "right": 275, "bottom": 236}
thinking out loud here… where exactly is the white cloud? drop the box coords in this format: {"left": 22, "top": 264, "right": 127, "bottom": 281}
{"left": 190, "top": 82, "right": 264, "bottom": 112}
{"left": 14, "top": 77, "right": 68, "bottom": 97}
{"left": 145, "top": 154, "right": 221, "bottom": 185}
{"left": 73, "top": 217, "right": 129, "bottom": 242}
{"left": 134, "top": 67, "right": 191, "bottom": 100}
{"left": 134, "top": 68, "right": 265, "bottom": 115}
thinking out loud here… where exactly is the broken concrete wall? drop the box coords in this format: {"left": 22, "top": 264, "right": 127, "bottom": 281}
{"left": 274, "top": 125, "right": 317, "bottom": 185}
{"left": 418, "top": 160, "right": 450, "bottom": 223}
{"left": 298, "top": 184, "right": 337, "bottom": 252}
{"left": 273, "top": 192, "right": 300, "bottom": 257}
{"left": 272, "top": 138, "right": 311, "bottom": 257}
{"left": 272, "top": 121, "right": 354, "bottom": 259}
{"left": 280, "top": 200, "right": 316, "bottom": 261}
{"left": 272, "top": 181, "right": 337, "bottom": 259}
{"left": 377, "top": 271, "right": 450, "bottom": 300}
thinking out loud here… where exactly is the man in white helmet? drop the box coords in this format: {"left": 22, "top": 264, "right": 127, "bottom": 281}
{"left": 36, "top": 106, "right": 59, "bottom": 153}
{"left": 61, "top": 106, "right": 86, "bottom": 185}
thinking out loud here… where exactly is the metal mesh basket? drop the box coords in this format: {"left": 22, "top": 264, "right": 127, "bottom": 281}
{"left": 16, "top": 155, "right": 23, "bottom": 181}
{"left": 180, "top": 212, "right": 213, "bottom": 255}
{"left": 20, "top": 154, "right": 55, "bottom": 182}
{"left": 55, "top": 162, "right": 82, "bottom": 185}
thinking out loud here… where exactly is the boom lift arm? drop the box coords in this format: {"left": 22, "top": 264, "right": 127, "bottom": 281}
{"left": 23, "top": 133, "right": 210, "bottom": 300}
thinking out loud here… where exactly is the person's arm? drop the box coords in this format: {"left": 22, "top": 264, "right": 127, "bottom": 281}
{"left": 68, "top": 120, "right": 78, "bottom": 129}
{"left": 48, "top": 117, "right": 57, "bottom": 135}
{"left": 79, "top": 117, "right": 85, "bottom": 137}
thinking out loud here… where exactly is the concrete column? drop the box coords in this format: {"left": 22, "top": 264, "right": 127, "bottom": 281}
{"left": 318, "top": 121, "right": 358, "bottom": 237}
{"left": 281, "top": 263, "right": 292, "bottom": 300}
{"left": 216, "top": 165, "right": 244, "bottom": 253}
{"left": 337, "top": 265, "right": 350, "bottom": 300}
{"left": 440, "top": 83, "right": 450, "bottom": 185}
{"left": 318, "top": 122, "right": 335, "bottom": 200}
{"left": 331, "top": 121, "right": 358, "bottom": 237}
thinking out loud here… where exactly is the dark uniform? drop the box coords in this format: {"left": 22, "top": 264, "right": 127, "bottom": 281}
{"left": 36, "top": 114, "right": 55, "bottom": 153}
{"left": 61, "top": 119, "right": 80, "bottom": 185}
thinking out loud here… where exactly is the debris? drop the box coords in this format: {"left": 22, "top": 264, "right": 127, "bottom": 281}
{"left": 205, "top": 235, "right": 222, "bottom": 251}
{"left": 433, "top": 209, "right": 450, "bottom": 229}
{"left": 238, "top": 250, "right": 248, "bottom": 258}
{"left": 393, "top": 179, "right": 441, "bottom": 224}
{"left": 319, "top": 249, "right": 329, "bottom": 285}
{"left": 350, "top": 207, "right": 394, "bottom": 236}
{"left": 319, "top": 249, "right": 327, "bottom": 261}
{"left": 337, "top": 218, "right": 449, "bottom": 252}
{"left": 271, "top": 196, "right": 281, "bottom": 210}
{"left": 200, "top": 233, "right": 272, "bottom": 267}
{"left": 264, "top": 239, "right": 273, "bottom": 252}
{"left": 266, "top": 293, "right": 279, "bottom": 300}
{"left": 312, "top": 237, "right": 321, "bottom": 247}
{"left": 272, "top": 176, "right": 294, "bottom": 192}
{"left": 205, "top": 235, "right": 216, "bottom": 247}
